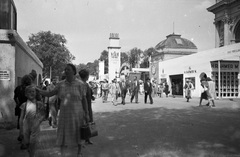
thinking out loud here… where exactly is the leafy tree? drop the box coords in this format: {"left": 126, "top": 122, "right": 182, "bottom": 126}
{"left": 121, "top": 52, "right": 129, "bottom": 64}
{"left": 99, "top": 50, "right": 108, "bottom": 74}
{"left": 128, "top": 47, "right": 143, "bottom": 69}
{"left": 27, "top": 31, "right": 75, "bottom": 79}
{"left": 140, "top": 47, "right": 159, "bottom": 68}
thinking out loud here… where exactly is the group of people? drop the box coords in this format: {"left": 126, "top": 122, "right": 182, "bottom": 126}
{"left": 13, "top": 64, "right": 95, "bottom": 157}
{"left": 96, "top": 76, "right": 174, "bottom": 106}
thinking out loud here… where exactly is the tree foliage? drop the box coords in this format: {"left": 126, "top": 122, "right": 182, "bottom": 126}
{"left": 121, "top": 52, "right": 129, "bottom": 64}
{"left": 140, "top": 47, "right": 159, "bottom": 68}
{"left": 99, "top": 50, "right": 109, "bottom": 74}
{"left": 128, "top": 47, "right": 143, "bottom": 69}
{"left": 27, "top": 31, "right": 75, "bottom": 79}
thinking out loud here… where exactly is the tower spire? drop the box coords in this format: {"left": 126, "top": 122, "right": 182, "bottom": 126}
{"left": 173, "top": 22, "right": 175, "bottom": 34}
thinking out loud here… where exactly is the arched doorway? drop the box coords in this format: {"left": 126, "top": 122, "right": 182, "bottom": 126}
{"left": 234, "top": 20, "right": 240, "bottom": 43}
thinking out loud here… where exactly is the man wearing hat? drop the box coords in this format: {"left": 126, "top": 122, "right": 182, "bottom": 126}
{"left": 144, "top": 78, "right": 153, "bottom": 104}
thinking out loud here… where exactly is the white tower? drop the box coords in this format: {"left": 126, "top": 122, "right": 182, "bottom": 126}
{"left": 98, "top": 60, "right": 105, "bottom": 80}
{"left": 108, "top": 33, "right": 121, "bottom": 82}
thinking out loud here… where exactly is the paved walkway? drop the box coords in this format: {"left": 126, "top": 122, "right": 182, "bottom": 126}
{"left": 0, "top": 95, "right": 240, "bottom": 157}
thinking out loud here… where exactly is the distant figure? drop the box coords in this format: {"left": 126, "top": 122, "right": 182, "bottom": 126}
{"left": 184, "top": 79, "right": 194, "bottom": 102}
{"left": 157, "top": 83, "right": 164, "bottom": 97}
{"left": 144, "top": 78, "right": 153, "bottom": 104}
{"left": 130, "top": 76, "right": 140, "bottom": 103}
{"left": 164, "top": 83, "right": 169, "bottom": 97}
{"left": 102, "top": 80, "right": 109, "bottom": 103}
{"left": 119, "top": 79, "right": 128, "bottom": 105}
{"left": 109, "top": 79, "right": 120, "bottom": 106}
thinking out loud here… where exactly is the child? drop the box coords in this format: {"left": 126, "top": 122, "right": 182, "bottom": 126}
{"left": 19, "top": 85, "right": 46, "bottom": 157}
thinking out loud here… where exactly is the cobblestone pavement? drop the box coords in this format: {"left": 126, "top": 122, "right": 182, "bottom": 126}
{"left": 1, "top": 95, "right": 240, "bottom": 157}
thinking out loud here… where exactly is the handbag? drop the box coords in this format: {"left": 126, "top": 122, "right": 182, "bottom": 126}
{"left": 81, "top": 122, "right": 98, "bottom": 140}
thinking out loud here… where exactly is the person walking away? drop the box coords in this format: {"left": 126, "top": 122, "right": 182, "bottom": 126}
{"left": 79, "top": 69, "right": 95, "bottom": 144}
{"left": 14, "top": 74, "right": 32, "bottom": 142}
{"left": 19, "top": 85, "right": 46, "bottom": 157}
{"left": 144, "top": 78, "right": 153, "bottom": 104}
{"left": 102, "top": 80, "right": 109, "bottom": 103}
{"left": 47, "top": 78, "right": 58, "bottom": 128}
{"left": 130, "top": 76, "right": 140, "bottom": 103}
{"left": 36, "top": 63, "right": 89, "bottom": 157}
{"left": 164, "top": 83, "right": 169, "bottom": 97}
{"left": 184, "top": 79, "right": 194, "bottom": 102}
{"left": 119, "top": 79, "right": 128, "bottom": 105}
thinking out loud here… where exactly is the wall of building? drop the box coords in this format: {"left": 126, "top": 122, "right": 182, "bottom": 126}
{"left": 0, "top": 30, "right": 15, "bottom": 122}
{"left": 0, "top": 29, "right": 43, "bottom": 123}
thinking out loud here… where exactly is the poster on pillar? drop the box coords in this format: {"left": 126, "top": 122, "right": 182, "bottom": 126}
{"left": 108, "top": 49, "right": 121, "bottom": 82}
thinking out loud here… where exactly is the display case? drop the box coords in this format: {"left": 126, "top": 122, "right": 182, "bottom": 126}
{"left": 212, "top": 71, "right": 239, "bottom": 98}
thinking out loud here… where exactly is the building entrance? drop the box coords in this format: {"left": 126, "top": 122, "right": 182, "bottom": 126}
{"left": 170, "top": 74, "right": 183, "bottom": 95}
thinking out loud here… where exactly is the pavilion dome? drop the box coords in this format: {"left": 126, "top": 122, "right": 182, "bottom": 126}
{"left": 155, "top": 34, "right": 197, "bottom": 50}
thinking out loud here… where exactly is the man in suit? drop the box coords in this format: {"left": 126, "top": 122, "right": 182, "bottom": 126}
{"left": 130, "top": 76, "right": 140, "bottom": 103}
{"left": 144, "top": 78, "right": 153, "bottom": 104}
{"left": 119, "top": 79, "right": 128, "bottom": 105}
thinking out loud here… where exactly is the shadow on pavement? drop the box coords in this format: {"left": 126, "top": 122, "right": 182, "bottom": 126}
{"left": 1, "top": 105, "right": 240, "bottom": 157}
{"left": 83, "top": 106, "right": 240, "bottom": 157}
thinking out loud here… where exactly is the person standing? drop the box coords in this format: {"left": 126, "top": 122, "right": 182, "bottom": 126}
{"left": 109, "top": 79, "right": 120, "bottom": 106}
{"left": 102, "top": 80, "right": 109, "bottom": 103}
{"left": 208, "top": 77, "right": 216, "bottom": 107}
{"left": 119, "top": 79, "right": 128, "bottom": 105}
{"left": 164, "top": 83, "right": 169, "bottom": 97}
{"left": 37, "top": 63, "right": 89, "bottom": 157}
{"left": 47, "top": 78, "right": 58, "bottom": 128}
{"left": 79, "top": 69, "right": 95, "bottom": 145}
{"left": 199, "top": 73, "right": 215, "bottom": 107}
{"left": 144, "top": 78, "right": 153, "bottom": 104}
{"left": 130, "top": 76, "right": 140, "bottom": 103}
{"left": 184, "top": 79, "right": 194, "bottom": 102}
{"left": 19, "top": 85, "right": 46, "bottom": 156}
{"left": 157, "top": 83, "right": 164, "bottom": 97}
{"left": 14, "top": 74, "right": 32, "bottom": 142}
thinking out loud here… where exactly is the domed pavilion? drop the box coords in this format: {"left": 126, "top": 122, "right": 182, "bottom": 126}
{"left": 152, "top": 33, "right": 198, "bottom": 62}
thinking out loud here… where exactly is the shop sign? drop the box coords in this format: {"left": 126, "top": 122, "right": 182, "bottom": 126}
{"left": 184, "top": 67, "right": 197, "bottom": 74}
{"left": 211, "top": 62, "right": 239, "bottom": 72}
{"left": 0, "top": 70, "right": 10, "bottom": 80}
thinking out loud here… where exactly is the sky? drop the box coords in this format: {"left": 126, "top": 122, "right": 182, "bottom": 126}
{"left": 14, "top": 0, "right": 216, "bottom": 65}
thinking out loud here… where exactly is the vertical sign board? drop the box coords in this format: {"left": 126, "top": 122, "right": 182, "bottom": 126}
{"left": 0, "top": 70, "right": 10, "bottom": 80}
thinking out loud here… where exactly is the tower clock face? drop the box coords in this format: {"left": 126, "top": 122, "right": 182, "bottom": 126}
{"left": 151, "top": 65, "right": 156, "bottom": 75}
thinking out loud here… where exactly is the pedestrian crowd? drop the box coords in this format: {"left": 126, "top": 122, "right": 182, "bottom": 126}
{"left": 13, "top": 66, "right": 216, "bottom": 157}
